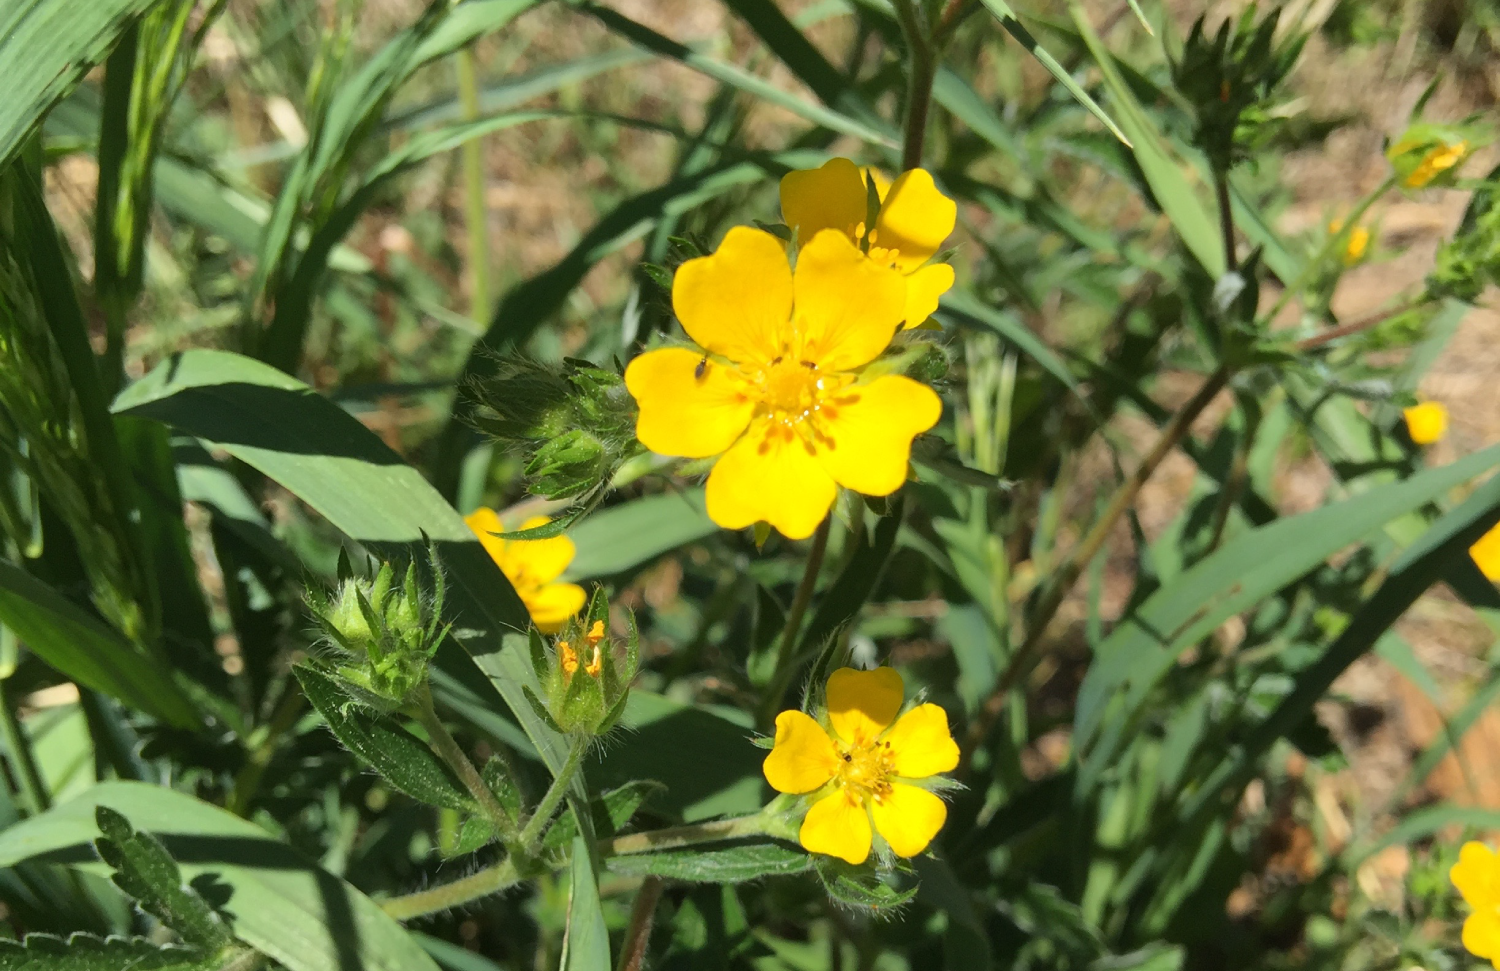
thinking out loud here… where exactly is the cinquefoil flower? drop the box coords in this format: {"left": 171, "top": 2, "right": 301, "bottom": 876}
{"left": 763, "top": 667, "right": 958, "bottom": 865}
{"left": 465, "top": 509, "right": 585, "bottom": 633}
{"left": 1452, "top": 841, "right": 1500, "bottom": 967}
{"left": 625, "top": 227, "right": 942, "bottom": 539}
{"left": 1403, "top": 401, "right": 1447, "bottom": 446}
{"left": 1472, "top": 522, "right": 1500, "bottom": 583}
{"left": 780, "top": 158, "right": 957, "bottom": 328}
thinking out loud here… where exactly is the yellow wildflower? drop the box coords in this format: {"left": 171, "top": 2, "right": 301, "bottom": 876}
{"left": 464, "top": 509, "right": 585, "bottom": 633}
{"left": 1402, "top": 401, "right": 1448, "bottom": 446}
{"left": 1404, "top": 139, "right": 1469, "bottom": 189}
{"left": 624, "top": 226, "right": 942, "bottom": 539}
{"left": 762, "top": 667, "right": 958, "bottom": 865}
{"left": 1472, "top": 522, "right": 1500, "bottom": 583}
{"left": 1453, "top": 841, "right": 1500, "bottom": 966}
{"left": 780, "top": 157, "right": 957, "bottom": 328}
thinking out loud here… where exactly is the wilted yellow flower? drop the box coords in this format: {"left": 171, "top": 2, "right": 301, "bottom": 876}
{"left": 1403, "top": 401, "right": 1448, "bottom": 445}
{"left": 762, "top": 667, "right": 958, "bottom": 865}
{"left": 624, "top": 226, "right": 942, "bottom": 539}
{"left": 1452, "top": 841, "right": 1500, "bottom": 966}
{"left": 465, "top": 509, "right": 585, "bottom": 633}
{"left": 1472, "top": 522, "right": 1500, "bottom": 583}
{"left": 780, "top": 157, "right": 957, "bottom": 328}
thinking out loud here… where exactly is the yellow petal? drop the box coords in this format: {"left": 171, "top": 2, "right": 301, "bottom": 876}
{"left": 625, "top": 347, "right": 754, "bottom": 458}
{"left": 883, "top": 703, "right": 959, "bottom": 779}
{"left": 799, "top": 789, "right": 872, "bottom": 864}
{"left": 874, "top": 169, "right": 956, "bottom": 272}
{"left": 1472, "top": 524, "right": 1500, "bottom": 583}
{"left": 870, "top": 782, "right": 947, "bottom": 858}
{"left": 496, "top": 515, "right": 577, "bottom": 586}
{"left": 1454, "top": 841, "right": 1500, "bottom": 909}
{"left": 465, "top": 507, "right": 509, "bottom": 567}
{"left": 779, "top": 157, "right": 867, "bottom": 245}
{"left": 704, "top": 420, "right": 837, "bottom": 540}
{"left": 901, "top": 263, "right": 954, "bottom": 329}
{"left": 816, "top": 375, "right": 942, "bottom": 497}
{"left": 826, "top": 666, "right": 904, "bottom": 747}
{"left": 1402, "top": 401, "right": 1447, "bottom": 445}
{"left": 1467, "top": 911, "right": 1500, "bottom": 960}
{"left": 762, "top": 710, "right": 839, "bottom": 794}
{"left": 793, "top": 229, "right": 906, "bottom": 372}
{"left": 672, "top": 226, "right": 791, "bottom": 364}
{"left": 521, "top": 582, "right": 587, "bottom": 634}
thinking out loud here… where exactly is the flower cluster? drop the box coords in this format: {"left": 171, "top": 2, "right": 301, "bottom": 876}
{"left": 624, "top": 158, "right": 955, "bottom": 539}
{"left": 763, "top": 667, "right": 958, "bottom": 864}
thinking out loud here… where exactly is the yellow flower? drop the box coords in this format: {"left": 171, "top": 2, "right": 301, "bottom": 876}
{"left": 1404, "top": 139, "right": 1469, "bottom": 189}
{"left": 1403, "top": 401, "right": 1448, "bottom": 446}
{"left": 1453, "top": 841, "right": 1500, "bottom": 966}
{"left": 464, "top": 509, "right": 585, "bottom": 633}
{"left": 762, "top": 667, "right": 958, "bottom": 865}
{"left": 624, "top": 226, "right": 942, "bottom": 540}
{"left": 780, "top": 157, "right": 957, "bottom": 328}
{"left": 1472, "top": 522, "right": 1500, "bottom": 583}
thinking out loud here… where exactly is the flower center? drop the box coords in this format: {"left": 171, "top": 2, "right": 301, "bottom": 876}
{"left": 758, "top": 356, "right": 822, "bottom": 417}
{"left": 836, "top": 739, "right": 895, "bottom": 803}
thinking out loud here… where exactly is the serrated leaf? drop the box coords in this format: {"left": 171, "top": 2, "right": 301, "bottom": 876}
{"left": 295, "top": 665, "right": 474, "bottom": 811}
{"left": 608, "top": 840, "right": 811, "bottom": 883}
{"left": 93, "top": 807, "right": 232, "bottom": 951}
{"left": 544, "top": 780, "right": 665, "bottom": 851}
{"left": 0, "top": 934, "right": 222, "bottom": 971}
{"left": 813, "top": 856, "right": 918, "bottom": 914}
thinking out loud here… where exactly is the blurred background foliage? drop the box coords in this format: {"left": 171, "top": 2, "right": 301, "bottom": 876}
{"left": 0, "top": 0, "right": 1498, "bottom": 969}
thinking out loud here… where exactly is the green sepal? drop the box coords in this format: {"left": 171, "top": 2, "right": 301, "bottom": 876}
{"left": 812, "top": 856, "right": 918, "bottom": 916}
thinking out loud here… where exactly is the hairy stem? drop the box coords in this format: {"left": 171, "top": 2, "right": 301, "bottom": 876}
{"left": 1293, "top": 298, "right": 1428, "bottom": 352}
{"left": 413, "top": 683, "right": 521, "bottom": 844}
{"left": 894, "top": 1, "right": 936, "bottom": 171}
{"left": 961, "top": 363, "right": 1233, "bottom": 770}
{"left": 518, "top": 734, "right": 589, "bottom": 850}
{"left": 760, "top": 516, "right": 832, "bottom": 728}
{"left": 615, "top": 877, "right": 664, "bottom": 971}
{"left": 380, "top": 857, "right": 522, "bottom": 921}
{"left": 1215, "top": 172, "right": 1237, "bottom": 273}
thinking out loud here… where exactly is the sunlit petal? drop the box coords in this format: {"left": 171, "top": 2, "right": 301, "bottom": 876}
{"left": 1466, "top": 911, "right": 1500, "bottom": 960}
{"left": 883, "top": 704, "right": 959, "bottom": 779}
{"left": 826, "top": 666, "right": 904, "bottom": 747}
{"left": 508, "top": 516, "right": 577, "bottom": 585}
{"left": 870, "top": 783, "right": 946, "bottom": 858}
{"left": 874, "top": 169, "right": 957, "bottom": 272}
{"left": 1402, "top": 401, "right": 1448, "bottom": 445}
{"left": 779, "top": 157, "right": 867, "bottom": 245}
{"left": 817, "top": 375, "right": 941, "bottom": 497}
{"left": 465, "top": 507, "right": 510, "bottom": 569}
{"left": 625, "top": 347, "right": 754, "bottom": 458}
{"left": 762, "top": 710, "right": 840, "bottom": 794}
{"left": 901, "top": 262, "right": 954, "bottom": 329}
{"left": 1472, "top": 524, "right": 1500, "bottom": 583}
{"left": 799, "top": 790, "right": 872, "bottom": 865}
{"left": 1454, "top": 841, "right": 1500, "bottom": 909}
{"left": 704, "top": 420, "right": 838, "bottom": 540}
{"left": 522, "top": 582, "right": 586, "bottom": 634}
{"left": 793, "top": 230, "right": 906, "bottom": 372}
{"left": 672, "top": 226, "right": 791, "bottom": 364}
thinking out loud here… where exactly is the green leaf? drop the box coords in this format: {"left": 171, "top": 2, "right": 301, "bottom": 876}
{"left": 565, "top": 490, "right": 717, "bottom": 580}
{"left": 111, "top": 349, "right": 579, "bottom": 788}
{"left": 1346, "top": 805, "right": 1500, "bottom": 868}
{"left": 0, "top": 934, "right": 221, "bottom": 971}
{"left": 977, "top": 0, "right": 1131, "bottom": 148}
{"left": 294, "top": 665, "right": 475, "bottom": 812}
{"left": 562, "top": 834, "right": 611, "bottom": 971}
{"left": 1075, "top": 442, "right": 1500, "bottom": 784}
{"left": 938, "top": 289, "right": 1080, "bottom": 395}
{"left": 93, "top": 806, "right": 232, "bottom": 950}
{"left": 0, "top": 560, "right": 196, "bottom": 727}
{"left": 1066, "top": 1, "right": 1226, "bottom": 276}
{"left": 608, "top": 840, "right": 811, "bottom": 883}
{"left": 799, "top": 501, "right": 903, "bottom": 654}
{"left": 544, "top": 780, "right": 666, "bottom": 851}
{"left": 0, "top": 781, "right": 440, "bottom": 971}
{"left": 0, "top": 0, "right": 168, "bottom": 168}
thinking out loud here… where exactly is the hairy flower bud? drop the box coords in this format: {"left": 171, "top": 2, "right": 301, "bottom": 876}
{"left": 524, "top": 588, "right": 639, "bottom": 738}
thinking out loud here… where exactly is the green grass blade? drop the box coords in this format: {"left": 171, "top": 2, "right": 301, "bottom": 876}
{"left": 564, "top": 490, "right": 717, "bottom": 580}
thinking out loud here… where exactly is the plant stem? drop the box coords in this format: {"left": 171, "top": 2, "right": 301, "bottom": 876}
{"left": 412, "top": 683, "right": 521, "bottom": 844}
{"left": 1215, "top": 172, "right": 1237, "bottom": 273}
{"left": 960, "top": 363, "right": 1233, "bottom": 771}
{"left": 0, "top": 678, "right": 47, "bottom": 815}
{"left": 1261, "top": 175, "right": 1397, "bottom": 326}
{"left": 381, "top": 812, "right": 781, "bottom": 922}
{"left": 894, "top": 1, "right": 936, "bottom": 171}
{"left": 455, "top": 46, "right": 491, "bottom": 323}
{"left": 760, "top": 516, "right": 832, "bottom": 728}
{"left": 1293, "top": 298, "right": 1427, "bottom": 352}
{"left": 615, "top": 877, "right": 663, "bottom": 971}
{"left": 227, "top": 683, "right": 305, "bottom": 817}
{"left": 518, "top": 734, "right": 589, "bottom": 850}
{"left": 381, "top": 856, "right": 522, "bottom": 921}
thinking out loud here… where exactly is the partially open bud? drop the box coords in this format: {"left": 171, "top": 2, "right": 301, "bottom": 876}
{"left": 306, "top": 549, "right": 449, "bottom": 711}
{"left": 1388, "top": 123, "right": 1479, "bottom": 190}
{"left": 524, "top": 588, "right": 639, "bottom": 738}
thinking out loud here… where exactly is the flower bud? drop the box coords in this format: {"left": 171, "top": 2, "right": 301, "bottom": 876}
{"left": 524, "top": 429, "right": 608, "bottom": 501}
{"left": 1387, "top": 124, "right": 1477, "bottom": 190}
{"left": 525, "top": 588, "right": 639, "bottom": 738}
{"left": 307, "top": 550, "right": 449, "bottom": 711}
